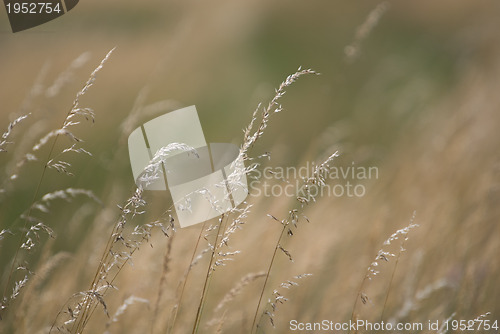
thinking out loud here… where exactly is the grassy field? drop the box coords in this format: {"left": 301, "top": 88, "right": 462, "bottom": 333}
{"left": 1, "top": 1, "right": 499, "bottom": 333}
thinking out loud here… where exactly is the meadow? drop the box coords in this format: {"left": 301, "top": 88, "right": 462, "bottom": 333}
{"left": 1, "top": 1, "right": 499, "bottom": 333}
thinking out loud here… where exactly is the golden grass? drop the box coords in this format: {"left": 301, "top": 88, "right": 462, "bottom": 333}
{"left": 1, "top": 2, "right": 500, "bottom": 333}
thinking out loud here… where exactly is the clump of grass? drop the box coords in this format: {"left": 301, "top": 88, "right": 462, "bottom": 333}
{"left": 50, "top": 187, "right": 175, "bottom": 333}
{"left": 2, "top": 7, "right": 500, "bottom": 331}
{"left": 51, "top": 65, "right": 321, "bottom": 334}
{"left": 0, "top": 48, "right": 115, "bottom": 321}
{"left": 2, "top": 61, "right": 428, "bottom": 334}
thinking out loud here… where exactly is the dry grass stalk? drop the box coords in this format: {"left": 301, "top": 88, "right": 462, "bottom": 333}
{"left": 151, "top": 234, "right": 175, "bottom": 334}
{"left": 168, "top": 221, "right": 208, "bottom": 334}
{"left": 344, "top": 1, "right": 390, "bottom": 62}
{"left": 349, "top": 215, "right": 419, "bottom": 333}
{"left": 240, "top": 67, "right": 319, "bottom": 161}
{"left": 0, "top": 115, "right": 30, "bottom": 153}
{"left": 105, "top": 295, "right": 150, "bottom": 332}
{"left": 191, "top": 214, "right": 228, "bottom": 334}
{"left": 380, "top": 211, "right": 417, "bottom": 320}
{"left": 252, "top": 152, "right": 338, "bottom": 334}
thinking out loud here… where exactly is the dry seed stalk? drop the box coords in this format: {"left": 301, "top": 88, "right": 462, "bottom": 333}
{"left": 380, "top": 211, "right": 417, "bottom": 321}
{"left": 251, "top": 152, "right": 338, "bottom": 333}
{"left": 349, "top": 215, "right": 419, "bottom": 333}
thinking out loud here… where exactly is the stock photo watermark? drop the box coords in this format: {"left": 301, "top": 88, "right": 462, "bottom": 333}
{"left": 249, "top": 162, "right": 379, "bottom": 198}
{"left": 128, "top": 106, "right": 248, "bottom": 228}
{"left": 127, "top": 107, "right": 377, "bottom": 228}
{"left": 3, "top": 0, "right": 79, "bottom": 33}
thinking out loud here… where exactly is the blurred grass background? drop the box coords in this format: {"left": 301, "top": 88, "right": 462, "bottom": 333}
{"left": 1, "top": 0, "right": 500, "bottom": 333}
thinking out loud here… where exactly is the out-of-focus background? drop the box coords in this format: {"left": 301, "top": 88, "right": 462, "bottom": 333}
{"left": 1, "top": 1, "right": 500, "bottom": 333}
